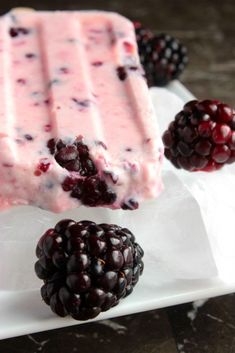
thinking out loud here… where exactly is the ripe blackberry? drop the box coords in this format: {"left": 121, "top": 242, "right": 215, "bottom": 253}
{"left": 48, "top": 138, "right": 117, "bottom": 207}
{"left": 35, "top": 219, "right": 144, "bottom": 321}
{"left": 48, "top": 138, "right": 97, "bottom": 176}
{"left": 134, "top": 23, "right": 188, "bottom": 87}
{"left": 69, "top": 176, "right": 117, "bottom": 206}
{"left": 162, "top": 99, "right": 235, "bottom": 172}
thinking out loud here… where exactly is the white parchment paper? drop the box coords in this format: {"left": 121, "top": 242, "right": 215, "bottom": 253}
{"left": 2, "top": 87, "right": 233, "bottom": 292}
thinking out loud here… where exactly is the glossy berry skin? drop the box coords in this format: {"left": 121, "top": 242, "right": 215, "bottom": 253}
{"left": 35, "top": 220, "right": 144, "bottom": 321}
{"left": 134, "top": 23, "right": 188, "bottom": 87}
{"left": 162, "top": 99, "right": 235, "bottom": 172}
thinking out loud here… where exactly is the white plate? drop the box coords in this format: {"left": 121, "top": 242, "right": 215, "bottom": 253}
{"left": 1, "top": 81, "right": 235, "bottom": 340}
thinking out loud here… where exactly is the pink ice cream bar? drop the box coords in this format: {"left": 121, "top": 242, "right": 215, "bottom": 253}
{"left": 0, "top": 9, "right": 163, "bottom": 212}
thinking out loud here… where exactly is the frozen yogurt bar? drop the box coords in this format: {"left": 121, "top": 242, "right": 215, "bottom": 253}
{"left": 0, "top": 9, "right": 163, "bottom": 212}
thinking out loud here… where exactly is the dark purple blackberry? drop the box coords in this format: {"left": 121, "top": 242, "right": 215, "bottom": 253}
{"left": 9, "top": 27, "right": 30, "bottom": 37}
{"left": 134, "top": 23, "right": 188, "bottom": 87}
{"left": 35, "top": 220, "right": 144, "bottom": 321}
{"left": 70, "top": 176, "right": 117, "bottom": 206}
{"left": 48, "top": 138, "right": 117, "bottom": 207}
{"left": 49, "top": 138, "right": 97, "bottom": 176}
{"left": 163, "top": 99, "right": 235, "bottom": 172}
{"left": 116, "top": 66, "right": 127, "bottom": 81}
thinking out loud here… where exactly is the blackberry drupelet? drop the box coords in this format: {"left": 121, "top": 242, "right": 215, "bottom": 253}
{"left": 163, "top": 99, "right": 235, "bottom": 172}
{"left": 35, "top": 219, "right": 144, "bottom": 320}
{"left": 134, "top": 22, "right": 188, "bottom": 87}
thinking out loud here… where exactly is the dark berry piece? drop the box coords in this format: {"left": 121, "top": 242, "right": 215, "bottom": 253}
{"left": 47, "top": 138, "right": 56, "bottom": 154}
{"left": 135, "top": 24, "right": 188, "bottom": 86}
{"left": 55, "top": 145, "right": 78, "bottom": 166}
{"left": 121, "top": 199, "right": 139, "bottom": 210}
{"left": 47, "top": 138, "right": 117, "bottom": 207}
{"left": 24, "top": 134, "right": 33, "bottom": 141}
{"left": 80, "top": 158, "right": 97, "bottom": 176}
{"left": 163, "top": 99, "right": 235, "bottom": 171}
{"left": 25, "top": 53, "right": 36, "bottom": 59}
{"left": 78, "top": 176, "right": 116, "bottom": 207}
{"left": 35, "top": 220, "right": 144, "bottom": 320}
{"left": 70, "top": 179, "right": 84, "bottom": 197}
{"left": 76, "top": 142, "right": 89, "bottom": 157}
{"left": 9, "top": 27, "right": 30, "bottom": 37}
{"left": 38, "top": 160, "right": 51, "bottom": 173}
{"left": 117, "top": 66, "right": 127, "bottom": 81}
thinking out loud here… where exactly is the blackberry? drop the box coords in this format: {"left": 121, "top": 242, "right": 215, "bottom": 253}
{"left": 35, "top": 219, "right": 144, "bottom": 321}
{"left": 48, "top": 138, "right": 117, "bottom": 207}
{"left": 70, "top": 176, "right": 117, "bottom": 206}
{"left": 49, "top": 138, "right": 97, "bottom": 176}
{"left": 134, "top": 23, "right": 188, "bottom": 87}
{"left": 163, "top": 99, "right": 235, "bottom": 172}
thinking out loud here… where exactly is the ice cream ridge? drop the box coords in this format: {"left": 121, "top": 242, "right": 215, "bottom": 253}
{"left": 0, "top": 9, "right": 163, "bottom": 212}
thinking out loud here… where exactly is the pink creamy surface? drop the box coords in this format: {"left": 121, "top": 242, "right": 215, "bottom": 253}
{"left": 0, "top": 9, "right": 163, "bottom": 212}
